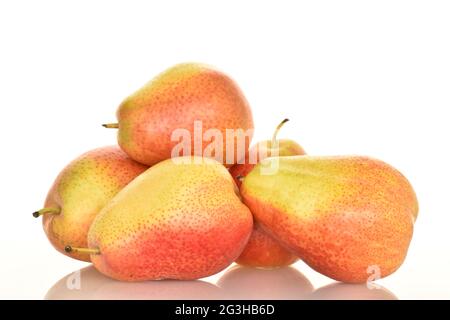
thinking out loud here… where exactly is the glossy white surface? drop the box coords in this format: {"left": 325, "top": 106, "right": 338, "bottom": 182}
{"left": 1, "top": 1, "right": 449, "bottom": 299}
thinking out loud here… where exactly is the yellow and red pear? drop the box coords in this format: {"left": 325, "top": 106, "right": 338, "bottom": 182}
{"left": 68, "top": 156, "right": 253, "bottom": 281}
{"left": 104, "top": 63, "right": 254, "bottom": 166}
{"left": 241, "top": 156, "right": 418, "bottom": 283}
{"left": 232, "top": 223, "right": 299, "bottom": 268}
{"left": 229, "top": 119, "right": 305, "bottom": 268}
{"left": 34, "top": 146, "right": 147, "bottom": 261}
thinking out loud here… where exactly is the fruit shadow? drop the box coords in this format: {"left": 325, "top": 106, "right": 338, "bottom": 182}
{"left": 216, "top": 266, "right": 396, "bottom": 300}
{"left": 308, "top": 282, "right": 397, "bottom": 300}
{"left": 217, "top": 265, "right": 314, "bottom": 300}
{"left": 45, "top": 265, "right": 396, "bottom": 300}
{"left": 45, "top": 266, "right": 221, "bottom": 300}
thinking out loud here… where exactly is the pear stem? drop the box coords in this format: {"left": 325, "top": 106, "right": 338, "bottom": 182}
{"left": 64, "top": 246, "right": 100, "bottom": 255}
{"left": 271, "top": 118, "right": 290, "bottom": 147}
{"left": 32, "top": 207, "right": 60, "bottom": 218}
{"left": 102, "top": 123, "right": 119, "bottom": 129}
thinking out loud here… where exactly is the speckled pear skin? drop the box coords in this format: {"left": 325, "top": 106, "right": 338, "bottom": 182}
{"left": 43, "top": 146, "right": 148, "bottom": 261}
{"left": 230, "top": 139, "right": 305, "bottom": 189}
{"left": 88, "top": 156, "right": 253, "bottom": 281}
{"left": 229, "top": 139, "right": 305, "bottom": 268}
{"left": 235, "top": 223, "right": 299, "bottom": 268}
{"left": 115, "top": 63, "right": 254, "bottom": 166}
{"left": 241, "top": 156, "right": 418, "bottom": 283}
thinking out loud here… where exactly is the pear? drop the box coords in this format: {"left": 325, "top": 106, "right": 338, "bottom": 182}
{"left": 241, "top": 156, "right": 418, "bottom": 283}
{"left": 34, "top": 146, "right": 147, "bottom": 261}
{"left": 229, "top": 119, "right": 305, "bottom": 268}
{"left": 66, "top": 156, "right": 253, "bottom": 281}
{"left": 234, "top": 223, "right": 299, "bottom": 268}
{"left": 103, "top": 63, "right": 254, "bottom": 166}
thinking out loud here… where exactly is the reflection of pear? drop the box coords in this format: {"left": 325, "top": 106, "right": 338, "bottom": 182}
{"left": 309, "top": 283, "right": 397, "bottom": 300}
{"left": 90, "top": 279, "right": 221, "bottom": 300}
{"left": 45, "top": 266, "right": 111, "bottom": 300}
{"left": 217, "top": 265, "right": 313, "bottom": 300}
{"left": 45, "top": 266, "right": 221, "bottom": 300}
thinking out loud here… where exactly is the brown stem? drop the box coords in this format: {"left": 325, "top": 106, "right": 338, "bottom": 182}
{"left": 32, "top": 207, "right": 60, "bottom": 218}
{"left": 102, "top": 123, "right": 119, "bottom": 129}
{"left": 64, "top": 245, "right": 100, "bottom": 255}
{"left": 271, "top": 118, "right": 289, "bottom": 147}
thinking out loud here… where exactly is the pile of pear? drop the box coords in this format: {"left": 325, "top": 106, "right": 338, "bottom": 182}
{"left": 34, "top": 63, "right": 418, "bottom": 283}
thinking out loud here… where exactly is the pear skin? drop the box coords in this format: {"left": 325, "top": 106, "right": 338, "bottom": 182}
{"left": 229, "top": 120, "right": 305, "bottom": 268}
{"left": 38, "top": 146, "right": 147, "bottom": 261}
{"left": 233, "top": 222, "right": 299, "bottom": 268}
{"left": 106, "top": 63, "right": 254, "bottom": 166}
{"left": 85, "top": 156, "right": 253, "bottom": 281}
{"left": 230, "top": 139, "right": 306, "bottom": 189}
{"left": 241, "top": 156, "right": 418, "bottom": 283}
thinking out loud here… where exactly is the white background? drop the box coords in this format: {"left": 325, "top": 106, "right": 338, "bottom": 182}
{"left": 0, "top": 0, "right": 449, "bottom": 299}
